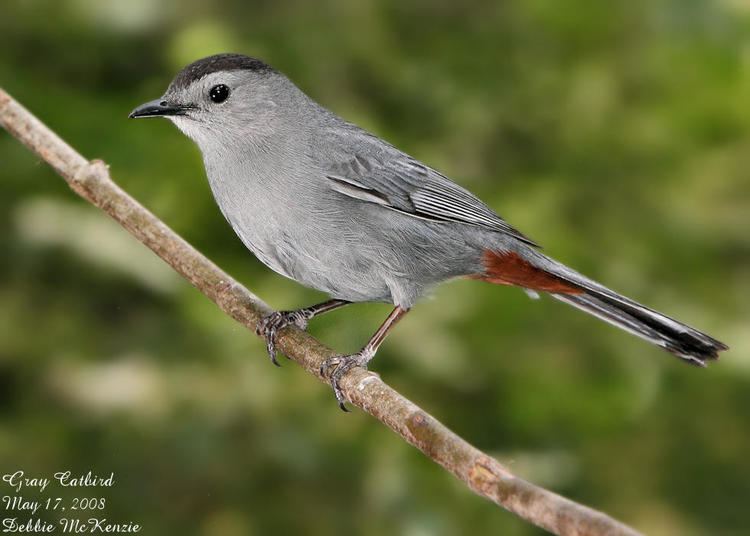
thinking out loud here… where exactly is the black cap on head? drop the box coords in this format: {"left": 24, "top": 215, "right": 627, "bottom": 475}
{"left": 168, "top": 53, "right": 274, "bottom": 92}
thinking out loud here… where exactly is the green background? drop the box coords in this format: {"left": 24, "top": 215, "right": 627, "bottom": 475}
{"left": 1, "top": 1, "right": 748, "bottom": 534}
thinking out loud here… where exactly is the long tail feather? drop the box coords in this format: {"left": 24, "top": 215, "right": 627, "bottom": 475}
{"left": 479, "top": 248, "right": 728, "bottom": 364}
{"left": 543, "top": 258, "right": 729, "bottom": 365}
{"left": 552, "top": 291, "right": 726, "bottom": 365}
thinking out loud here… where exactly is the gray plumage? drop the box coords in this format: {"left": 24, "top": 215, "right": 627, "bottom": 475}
{"left": 162, "top": 59, "right": 522, "bottom": 308}
{"left": 130, "top": 53, "right": 727, "bottom": 383}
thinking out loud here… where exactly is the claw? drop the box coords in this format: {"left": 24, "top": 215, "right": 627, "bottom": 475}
{"left": 266, "top": 336, "right": 281, "bottom": 367}
{"left": 257, "top": 310, "right": 310, "bottom": 366}
{"left": 320, "top": 351, "right": 372, "bottom": 411}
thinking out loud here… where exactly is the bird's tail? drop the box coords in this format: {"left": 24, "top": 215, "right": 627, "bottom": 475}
{"left": 478, "top": 249, "right": 728, "bottom": 365}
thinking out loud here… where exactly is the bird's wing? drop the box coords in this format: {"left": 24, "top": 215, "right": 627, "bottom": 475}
{"left": 323, "top": 128, "right": 538, "bottom": 247}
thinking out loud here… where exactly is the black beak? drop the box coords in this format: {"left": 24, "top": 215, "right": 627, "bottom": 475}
{"left": 128, "top": 98, "right": 191, "bottom": 119}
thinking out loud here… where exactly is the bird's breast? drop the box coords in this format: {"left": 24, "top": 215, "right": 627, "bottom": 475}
{"left": 203, "top": 157, "right": 298, "bottom": 275}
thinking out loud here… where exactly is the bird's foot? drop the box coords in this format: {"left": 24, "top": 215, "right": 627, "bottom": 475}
{"left": 320, "top": 350, "right": 373, "bottom": 411}
{"left": 256, "top": 310, "right": 312, "bottom": 366}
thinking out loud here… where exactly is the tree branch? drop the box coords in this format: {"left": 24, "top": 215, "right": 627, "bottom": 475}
{"left": 0, "top": 87, "right": 642, "bottom": 536}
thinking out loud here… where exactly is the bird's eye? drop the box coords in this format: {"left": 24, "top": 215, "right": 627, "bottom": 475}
{"left": 209, "top": 84, "right": 230, "bottom": 103}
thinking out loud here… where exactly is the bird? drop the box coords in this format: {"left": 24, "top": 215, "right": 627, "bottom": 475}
{"left": 130, "top": 53, "right": 728, "bottom": 410}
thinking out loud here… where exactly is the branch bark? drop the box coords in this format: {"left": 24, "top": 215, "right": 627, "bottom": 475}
{"left": 0, "top": 87, "right": 642, "bottom": 536}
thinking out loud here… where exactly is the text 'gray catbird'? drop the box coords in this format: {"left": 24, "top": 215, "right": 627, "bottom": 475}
{"left": 130, "top": 54, "right": 728, "bottom": 410}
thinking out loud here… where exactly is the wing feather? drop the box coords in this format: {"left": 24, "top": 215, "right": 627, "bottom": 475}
{"left": 321, "top": 127, "right": 538, "bottom": 247}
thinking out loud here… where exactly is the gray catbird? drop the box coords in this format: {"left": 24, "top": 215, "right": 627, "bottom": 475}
{"left": 130, "top": 53, "right": 727, "bottom": 409}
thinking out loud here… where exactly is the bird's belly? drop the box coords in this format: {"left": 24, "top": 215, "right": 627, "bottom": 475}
{"left": 223, "top": 212, "right": 296, "bottom": 281}
{"left": 219, "top": 204, "right": 393, "bottom": 302}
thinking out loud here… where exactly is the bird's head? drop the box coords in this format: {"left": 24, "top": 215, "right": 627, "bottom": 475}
{"left": 130, "top": 53, "right": 300, "bottom": 150}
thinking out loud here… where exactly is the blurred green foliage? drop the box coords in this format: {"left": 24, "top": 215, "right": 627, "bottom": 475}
{"left": 1, "top": 1, "right": 749, "bottom": 534}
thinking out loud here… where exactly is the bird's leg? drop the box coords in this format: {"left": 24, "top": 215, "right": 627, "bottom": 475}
{"left": 256, "top": 299, "right": 351, "bottom": 366}
{"left": 320, "top": 306, "right": 410, "bottom": 411}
